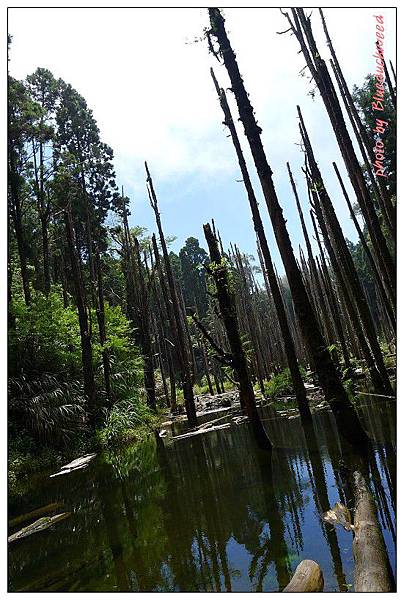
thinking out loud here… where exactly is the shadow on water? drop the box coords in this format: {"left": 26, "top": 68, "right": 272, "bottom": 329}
{"left": 8, "top": 398, "right": 395, "bottom": 592}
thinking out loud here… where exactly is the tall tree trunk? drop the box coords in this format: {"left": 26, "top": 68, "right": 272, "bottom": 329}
{"left": 147, "top": 164, "right": 197, "bottom": 426}
{"left": 318, "top": 9, "right": 395, "bottom": 236}
{"left": 64, "top": 205, "right": 97, "bottom": 425}
{"left": 203, "top": 222, "right": 272, "bottom": 450}
{"left": 333, "top": 162, "right": 395, "bottom": 331}
{"left": 121, "top": 206, "right": 156, "bottom": 411}
{"left": 208, "top": 8, "right": 367, "bottom": 447}
{"left": 8, "top": 159, "right": 31, "bottom": 305}
{"left": 298, "top": 107, "right": 393, "bottom": 396}
{"left": 287, "top": 8, "right": 395, "bottom": 301}
{"left": 211, "top": 68, "right": 311, "bottom": 423}
{"left": 309, "top": 182, "right": 387, "bottom": 395}
{"left": 288, "top": 162, "right": 343, "bottom": 361}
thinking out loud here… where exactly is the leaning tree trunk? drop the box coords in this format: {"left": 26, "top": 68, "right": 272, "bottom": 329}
{"left": 318, "top": 9, "right": 395, "bottom": 237}
{"left": 147, "top": 164, "right": 197, "bottom": 426}
{"left": 308, "top": 175, "right": 387, "bottom": 395}
{"left": 203, "top": 222, "right": 272, "bottom": 451}
{"left": 288, "top": 162, "right": 348, "bottom": 366}
{"left": 287, "top": 8, "right": 395, "bottom": 303}
{"left": 207, "top": 8, "right": 367, "bottom": 448}
{"left": 211, "top": 67, "right": 311, "bottom": 423}
{"left": 352, "top": 471, "right": 394, "bottom": 592}
{"left": 121, "top": 205, "right": 156, "bottom": 411}
{"left": 298, "top": 107, "right": 393, "bottom": 396}
{"left": 333, "top": 162, "right": 395, "bottom": 332}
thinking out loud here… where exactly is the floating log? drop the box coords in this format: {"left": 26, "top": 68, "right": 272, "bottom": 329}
{"left": 9, "top": 502, "right": 64, "bottom": 529}
{"left": 172, "top": 423, "right": 231, "bottom": 441}
{"left": 283, "top": 559, "right": 324, "bottom": 592}
{"left": 352, "top": 471, "right": 394, "bottom": 592}
{"left": 8, "top": 513, "right": 70, "bottom": 543}
{"left": 49, "top": 453, "right": 96, "bottom": 478}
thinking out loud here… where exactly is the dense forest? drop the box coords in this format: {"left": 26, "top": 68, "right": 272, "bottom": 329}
{"left": 8, "top": 8, "right": 396, "bottom": 593}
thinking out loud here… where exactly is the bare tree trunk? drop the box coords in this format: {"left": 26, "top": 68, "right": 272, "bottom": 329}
{"left": 287, "top": 8, "right": 395, "bottom": 300}
{"left": 352, "top": 471, "right": 395, "bottom": 592}
{"left": 211, "top": 68, "right": 311, "bottom": 423}
{"left": 208, "top": 9, "right": 367, "bottom": 447}
{"left": 121, "top": 205, "right": 156, "bottom": 411}
{"left": 333, "top": 162, "right": 395, "bottom": 331}
{"left": 147, "top": 163, "right": 197, "bottom": 426}
{"left": 318, "top": 10, "right": 395, "bottom": 236}
{"left": 203, "top": 222, "right": 272, "bottom": 450}
{"left": 298, "top": 107, "right": 392, "bottom": 396}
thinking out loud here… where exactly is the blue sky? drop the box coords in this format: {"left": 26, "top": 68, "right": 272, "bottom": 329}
{"left": 8, "top": 7, "right": 397, "bottom": 273}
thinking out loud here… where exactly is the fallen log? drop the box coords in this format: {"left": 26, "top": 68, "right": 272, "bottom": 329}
{"left": 172, "top": 423, "right": 231, "bottom": 441}
{"left": 9, "top": 502, "right": 64, "bottom": 529}
{"left": 49, "top": 453, "right": 96, "bottom": 478}
{"left": 283, "top": 559, "right": 324, "bottom": 592}
{"left": 8, "top": 512, "right": 70, "bottom": 543}
{"left": 352, "top": 471, "right": 394, "bottom": 592}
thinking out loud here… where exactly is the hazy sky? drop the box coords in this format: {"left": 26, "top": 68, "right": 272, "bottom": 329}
{"left": 8, "top": 7, "right": 397, "bottom": 272}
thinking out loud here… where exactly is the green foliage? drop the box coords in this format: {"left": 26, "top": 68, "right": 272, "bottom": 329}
{"left": 179, "top": 237, "right": 209, "bottom": 316}
{"left": 9, "top": 447, "right": 58, "bottom": 497}
{"left": 9, "top": 285, "right": 142, "bottom": 390}
{"left": 352, "top": 74, "right": 396, "bottom": 193}
{"left": 96, "top": 399, "right": 158, "bottom": 448}
{"left": 9, "top": 286, "right": 82, "bottom": 377}
{"left": 9, "top": 374, "right": 86, "bottom": 444}
{"left": 262, "top": 368, "right": 306, "bottom": 399}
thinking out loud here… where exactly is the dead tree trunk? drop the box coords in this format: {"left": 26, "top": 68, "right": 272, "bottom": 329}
{"left": 203, "top": 222, "right": 272, "bottom": 450}
{"left": 210, "top": 67, "right": 311, "bottom": 423}
{"left": 150, "top": 235, "right": 178, "bottom": 412}
{"left": 333, "top": 162, "right": 395, "bottom": 332}
{"left": 207, "top": 8, "right": 367, "bottom": 447}
{"left": 318, "top": 9, "right": 395, "bottom": 237}
{"left": 147, "top": 163, "right": 197, "bottom": 426}
{"left": 308, "top": 177, "right": 387, "bottom": 395}
{"left": 352, "top": 471, "right": 395, "bottom": 592}
{"left": 298, "top": 107, "right": 393, "bottom": 396}
{"left": 289, "top": 162, "right": 344, "bottom": 361}
{"left": 283, "top": 560, "right": 324, "bottom": 592}
{"left": 286, "top": 8, "right": 395, "bottom": 301}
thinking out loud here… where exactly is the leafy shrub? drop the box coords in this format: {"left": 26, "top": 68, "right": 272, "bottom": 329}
{"left": 96, "top": 399, "right": 157, "bottom": 447}
{"left": 8, "top": 373, "right": 86, "bottom": 444}
{"left": 263, "top": 368, "right": 306, "bottom": 399}
{"left": 9, "top": 286, "right": 82, "bottom": 377}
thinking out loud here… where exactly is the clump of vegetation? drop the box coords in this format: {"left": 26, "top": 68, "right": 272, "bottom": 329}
{"left": 8, "top": 285, "right": 159, "bottom": 488}
{"left": 261, "top": 368, "right": 307, "bottom": 400}
{"left": 96, "top": 400, "right": 160, "bottom": 448}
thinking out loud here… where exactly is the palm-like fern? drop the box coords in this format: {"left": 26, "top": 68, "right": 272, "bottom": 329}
{"left": 9, "top": 374, "right": 86, "bottom": 443}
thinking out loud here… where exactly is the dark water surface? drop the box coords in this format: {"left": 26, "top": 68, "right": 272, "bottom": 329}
{"left": 8, "top": 398, "right": 396, "bottom": 592}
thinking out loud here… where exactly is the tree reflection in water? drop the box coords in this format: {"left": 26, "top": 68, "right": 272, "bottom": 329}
{"left": 8, "top": 400, "right": 396, "bottom": 592}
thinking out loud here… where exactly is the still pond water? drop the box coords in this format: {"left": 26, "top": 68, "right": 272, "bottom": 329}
{"left": 9, "top": 399, "right": 396, "bottom": 592}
